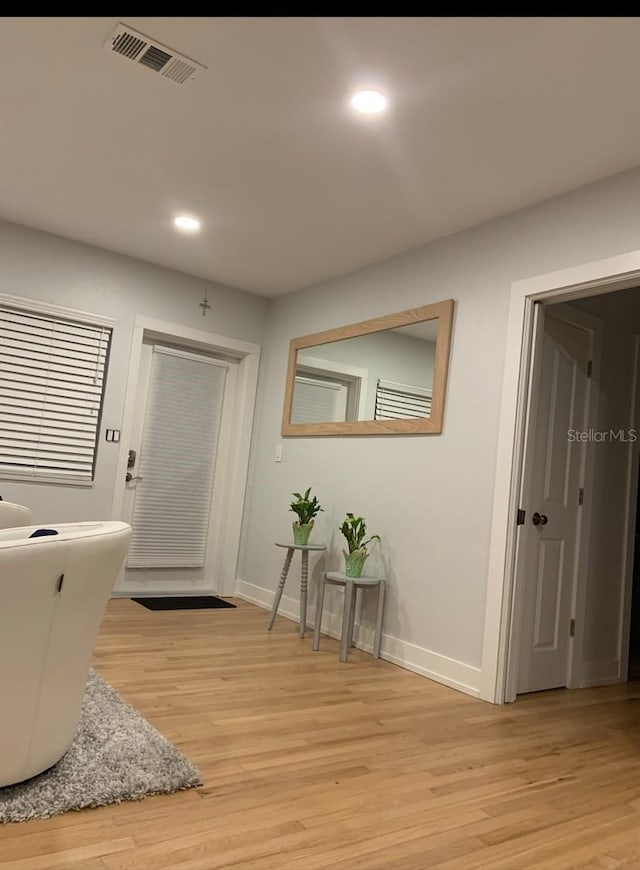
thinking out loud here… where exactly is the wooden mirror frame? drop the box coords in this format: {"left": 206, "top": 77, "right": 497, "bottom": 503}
{"left": 281, "top": 298, "right": 454, "bottom": 436}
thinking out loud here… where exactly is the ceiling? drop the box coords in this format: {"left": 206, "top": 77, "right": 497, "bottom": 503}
{"left": 2, "top": 17, "right": 640, "bottom": 297}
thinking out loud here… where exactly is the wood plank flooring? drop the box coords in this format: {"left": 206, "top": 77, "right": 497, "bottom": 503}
{"left": 3, "top": 598, "right": 640, "bottom": 868}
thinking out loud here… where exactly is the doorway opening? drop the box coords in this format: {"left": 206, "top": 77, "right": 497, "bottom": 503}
{"left": 627, "top": 468, "right": 640, "bottom": 680}
{"left": 110, "top": 316, "right": 261, "bottom": 600}
{"left": 483, "top": 257, "right": 640, "bottom": 704}
{"left": 510, "top": 287, "right": 640, "bottom": 699}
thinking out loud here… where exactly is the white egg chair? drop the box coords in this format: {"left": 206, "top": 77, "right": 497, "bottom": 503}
{"left": 0, "top": 498, "right": 31, "bottom": 529}
{"left": 0, "top": 520, "right": 131, "bottom": 787}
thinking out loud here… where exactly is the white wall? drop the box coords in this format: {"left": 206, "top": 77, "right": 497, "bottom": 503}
{"left": 5, "top": 166, "right": 640, "bottom": 701}
{"left": 0, "top": 219, "right": 268, "bottom": 524}
{"left": 238, "top": 166, "right": 640, "bottom": 698}
{"left": 572, "top": 288, "right": 640, "bottom": 684}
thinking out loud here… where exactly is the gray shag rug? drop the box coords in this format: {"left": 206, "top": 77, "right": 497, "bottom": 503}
{"left": 0, "top": 670, "right": 202, "bottom": 824}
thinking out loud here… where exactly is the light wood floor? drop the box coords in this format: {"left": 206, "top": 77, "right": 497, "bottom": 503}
{"left": 3, "top": 599, "right": 640, "bottom": 868}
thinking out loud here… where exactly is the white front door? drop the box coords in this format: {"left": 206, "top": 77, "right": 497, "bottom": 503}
{"left": 117, "top": 341, "right": 229, "bottom": 595}
{"left": 517, "top": 307, "right": 591, "bottom": 694}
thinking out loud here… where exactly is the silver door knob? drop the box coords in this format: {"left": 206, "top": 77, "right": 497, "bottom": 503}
{"left": 531, "top": 512, "right": 548, "bottom": 526}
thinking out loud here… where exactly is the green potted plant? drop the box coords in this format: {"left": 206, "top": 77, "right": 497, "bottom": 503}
{"left": 290, "top": 487, "right": 323, "bottom": 545}
{"left": 339, "top": 512, "right": 381, "bottom": 578}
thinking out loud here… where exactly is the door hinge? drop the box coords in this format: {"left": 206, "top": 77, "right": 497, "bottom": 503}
{"left": 516, "top": 508, "right": 526, "bottom": 525}
{"left": 578, "top": 488, "right": 584, "bottom": 506}
{"left": 570, "top": 618, "right": 576, "bottom": 638}
{"left": 587, "top": 360, "right": 593, "bottom": 378}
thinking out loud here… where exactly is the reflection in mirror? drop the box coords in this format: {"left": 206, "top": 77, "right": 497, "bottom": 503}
{"left": 292, "top": 319, "right": 438, "bottom": 424}
{"left": 282, "top": 299, "right": 454, "bottom": 436}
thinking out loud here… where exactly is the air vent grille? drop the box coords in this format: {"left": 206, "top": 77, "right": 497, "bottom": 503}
{"left": 139, "top": 45, "right": 172, "bottom": 72}
{"left": 163, "top": 58, "right": 198, "bottom": 84}
{"left": 112, "top": 31, "right": 146, "bottom": 60}
{"left": 104, "top": 23, "right": 205, "bottom": 85}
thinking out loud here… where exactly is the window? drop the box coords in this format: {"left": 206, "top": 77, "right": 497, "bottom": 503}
{"left": 0, "top": 302, "right": 112, "bottom": 483}
{"left": 374, "top": 378, "right": 432, "bottom": 420}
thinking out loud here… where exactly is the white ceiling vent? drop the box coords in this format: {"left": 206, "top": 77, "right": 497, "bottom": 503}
{"left": 104, "top": 23, "right": 205, "bottom": 85}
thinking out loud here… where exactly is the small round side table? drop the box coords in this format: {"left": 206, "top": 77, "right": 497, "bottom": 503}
{"left": 267, "top": 542, "right": 326, "bottom": 638}
{"left": 313, "top": 571, "right": 386, "bottom": 662}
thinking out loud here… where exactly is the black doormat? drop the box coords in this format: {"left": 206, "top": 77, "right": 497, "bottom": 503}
{"left": 132, "top": 596, "right": 237, "bottom": 611}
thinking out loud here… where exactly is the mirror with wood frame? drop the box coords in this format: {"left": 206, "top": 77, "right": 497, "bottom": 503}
{"left": 281, "top": 299, "right": 454, "bottom": 436}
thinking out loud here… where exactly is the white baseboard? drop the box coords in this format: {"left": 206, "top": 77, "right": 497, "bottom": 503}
{"left": 235, "top": 579, "right": 481, "bottom": 699}
{"left": 578, "top": 658, "right": 623, "bottom": 688}
{"left": 235, "top": 579, "right": 284, "bottom": 611}
{"left": 111, "top": 587, "right": 216, "bottom": 598}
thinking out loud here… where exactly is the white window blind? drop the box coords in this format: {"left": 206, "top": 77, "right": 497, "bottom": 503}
{"left": 291, "top": 375, "right": 347, "bottom": 424}
{"left": 127, "top": 346, "right": 227, "bottom": 569}
{"left": 0, "top": 304, "right": 111, "bottom": 482}
{"left": 374, "top": 379, "right": 432, "bottom": 420}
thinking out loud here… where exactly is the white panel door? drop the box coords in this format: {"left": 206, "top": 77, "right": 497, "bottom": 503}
{"left": 517, "top": 310, "right": 591, "bottom": 694}
{"left": 119, "top": 342, "right": 228, "bottom": 593}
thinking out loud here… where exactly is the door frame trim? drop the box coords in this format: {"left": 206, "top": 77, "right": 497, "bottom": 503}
{"left": 480, "top": 250, "right": 640, "bottom": 703}
{"left": 110, "top": 315, "right": 261, "bottom": 597}
{"left": 617, "top": 333, "right": 640, "bottom": 684}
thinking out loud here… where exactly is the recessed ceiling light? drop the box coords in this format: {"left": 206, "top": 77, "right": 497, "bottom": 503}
{"left": 350, "top": 89, "right": 388, "bottom": 115}
{"left": 173, "top": 215, "right": 201, "bottom": 232}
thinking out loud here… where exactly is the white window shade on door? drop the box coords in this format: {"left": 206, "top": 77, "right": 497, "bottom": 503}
{"left": 126, "top": 346, "right": 227, "bottom": 569}
{"left": 291, "top": 375, "right": 347, "bottom": 423}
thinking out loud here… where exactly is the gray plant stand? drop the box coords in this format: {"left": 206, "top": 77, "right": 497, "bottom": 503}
{"left": 313, "top": 571, "right": 386, "bottom": 662}
{"left": 267, "top": 542, "right": 326, "bottom": 638}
